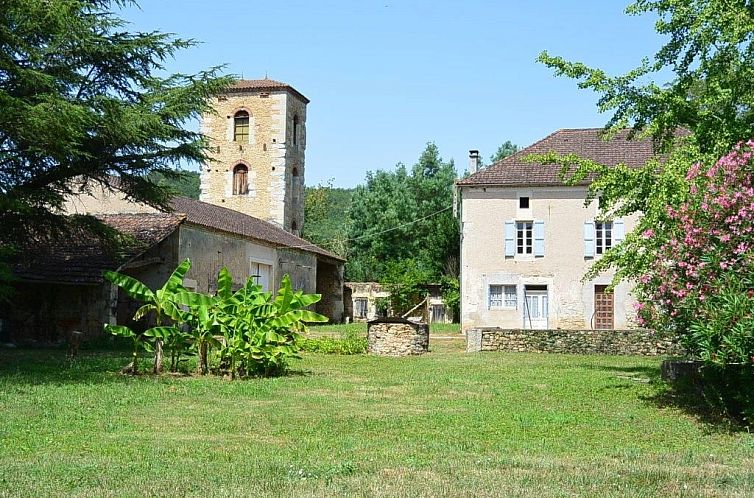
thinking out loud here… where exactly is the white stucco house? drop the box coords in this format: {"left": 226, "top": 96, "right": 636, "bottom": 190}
{"left": 457, "top": 128, "right": 653, "bottom": 333}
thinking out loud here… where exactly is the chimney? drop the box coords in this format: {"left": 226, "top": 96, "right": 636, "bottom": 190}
{"left": 468, "top": 150, "right": 480, "bottom": 174}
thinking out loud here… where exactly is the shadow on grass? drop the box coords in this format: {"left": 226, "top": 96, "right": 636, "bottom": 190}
{"left": 0, "top": 348, "right": 140, "bottom": 386}
{"left": 581, "top": 361, "right": 753, "bottom": 433}
{"left": 0, "top": 348, "right": 317, "bottom": 386}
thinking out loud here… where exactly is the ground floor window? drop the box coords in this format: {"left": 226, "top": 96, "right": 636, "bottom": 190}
{"left": 430, "top": 304, "right": 446, "bottom": 323}
{"left": 354, "top": 297, "right": 368, "bottom": 319}
{"left": 489, "top": 284, "right": 517, "bottom": 309}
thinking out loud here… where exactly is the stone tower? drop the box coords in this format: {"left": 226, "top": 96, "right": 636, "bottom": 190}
{"left": 199, "top": 79, "right": 308, "bottom": 234}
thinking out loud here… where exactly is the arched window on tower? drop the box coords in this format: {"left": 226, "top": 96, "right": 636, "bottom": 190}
{"left": 233, "top": 111, "right": 249, "bottom": 143}
{"left": 233, "top": 164, "right": 248, "bottom": 195}
{"left": 292, "top": 115, "right": 299, "bottom": 145}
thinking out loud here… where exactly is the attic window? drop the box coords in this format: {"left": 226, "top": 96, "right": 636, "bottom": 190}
{"left": 260, "top": 92, "right": 269, "bottom": 98}
{"left": 519, "top": 196, "right": 530, "bottom": 209}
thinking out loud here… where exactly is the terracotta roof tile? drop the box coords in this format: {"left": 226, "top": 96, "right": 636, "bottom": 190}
{"left": 170, "top": 197, "right": 343, "bottom": 262}
{"left": 226, "top": 78, "right": 310, "bottom": 103}
{"left": 13, "top": 213, "right": 184, "bottom": 284}
{"left": 458, "top": 128, "right": 660, "bottom": 187}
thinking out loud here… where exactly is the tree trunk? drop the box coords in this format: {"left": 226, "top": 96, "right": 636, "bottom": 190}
{"left": 198, "top": 341, "right": 208, "bottom": 375}
{"left": 153, "top": 339, "right": 163, "bottom": 374}
{"left": 132, "top": 347, "right": 139, "bottom": 375}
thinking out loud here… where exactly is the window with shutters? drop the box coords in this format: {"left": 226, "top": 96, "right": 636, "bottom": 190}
{"left": 232, "top": 164, "right": 248, "bottom": 195}
{"left": 233, "top": 111, "right": 249, "bottom": 143}
{"left": 506, "top": 219, "right": 544, "bottom": 258}
{"left": 585, "top": 219, "right": 624, "bottom": 258}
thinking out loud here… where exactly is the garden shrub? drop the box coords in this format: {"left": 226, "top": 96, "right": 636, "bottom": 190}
{"left": 635, "top": 142, "right": 754, "bottom": 366}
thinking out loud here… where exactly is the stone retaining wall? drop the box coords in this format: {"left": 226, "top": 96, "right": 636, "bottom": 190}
{"left": 466, "top": 328, "right": 682, "bottom": 356}
{"left": 368, "top": 318, "right": 429, "bottom": 356}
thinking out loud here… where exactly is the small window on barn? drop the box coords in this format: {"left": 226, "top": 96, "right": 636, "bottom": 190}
{"left": 354, "top": 298, "right": 368, "bottom": 319}
{"left": 232, "top": 164, "right": 248, "bottom": 195}
{"left": 233, "top": 111, "right": 249, "bottom": 143}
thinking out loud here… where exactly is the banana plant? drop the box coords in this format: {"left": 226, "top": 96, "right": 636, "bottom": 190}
{"left": 218, "top": 274, "right": 328, "bottom": 378}
{"left": 173, "top": 267, "right": 233, "bottom": 374}
{"left": 104, "top": 324, "right": 181, "bottom": 375}
{"left": 104, "top": 259, "right": 191, "bottom": 373}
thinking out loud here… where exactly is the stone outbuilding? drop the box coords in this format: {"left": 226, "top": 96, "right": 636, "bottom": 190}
{"left": 3, "top": 194, "right": 344, "bottom": 344}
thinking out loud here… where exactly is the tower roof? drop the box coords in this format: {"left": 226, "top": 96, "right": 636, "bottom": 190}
{"left": 225, "top": 78, "right": 310, "bottom": 103}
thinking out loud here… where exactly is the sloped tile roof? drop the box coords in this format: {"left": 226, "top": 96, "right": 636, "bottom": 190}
{"left": 457, "top": 128, "right": 659, "bottom": 187}
{"left": 226, "top": 78, "right": 310, "bottom": 103}
{"left": 13, "top": 213, "right": 184, "bottom": 284}
{"left": 170, "top": 197, "right": 344, "bottom": 262}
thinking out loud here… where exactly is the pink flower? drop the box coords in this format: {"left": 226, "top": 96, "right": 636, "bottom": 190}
{"left": 642, "top": 229, "right": 655, "bottom": 239}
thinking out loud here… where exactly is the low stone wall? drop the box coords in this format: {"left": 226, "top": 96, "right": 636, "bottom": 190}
{"left": 466, "top": 327, "right": 682, "bottom": 356}
{"left": 368, "top": 318, "right": 429, "bottom": 356}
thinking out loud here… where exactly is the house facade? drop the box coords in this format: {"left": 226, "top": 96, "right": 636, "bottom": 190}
{"left": 457, "top": 129, "right": 652, "bottom": 333}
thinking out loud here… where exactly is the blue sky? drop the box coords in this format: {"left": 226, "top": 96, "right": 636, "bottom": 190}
{"left": 121, "top": 1, "right": 664, "bottom": 187}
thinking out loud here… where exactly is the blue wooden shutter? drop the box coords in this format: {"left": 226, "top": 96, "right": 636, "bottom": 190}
{"left": 614, "top": 219, "right": 625, "bottom": 245}
{"left": 584, "top": 221, "right": 595, "bottom": 257}
{"left": 534, "top": 220, "right": 545, "bottom": 257}
{"left": 504, "top": 221, "right": 515, "bottom": 257}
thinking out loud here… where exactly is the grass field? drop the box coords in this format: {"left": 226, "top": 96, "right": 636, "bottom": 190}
{"left": 1, "top": 338, "right": 753, "bottom": 497}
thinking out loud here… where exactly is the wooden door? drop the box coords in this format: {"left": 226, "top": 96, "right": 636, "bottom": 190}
{"left": 594, "top": 285, "right": 614, "bottom": 329}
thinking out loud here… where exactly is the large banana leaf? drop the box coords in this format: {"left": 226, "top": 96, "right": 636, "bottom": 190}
{"left": 104, "top": 324, "right": 137, "bottom": 338}
{"left": 104, "top": 271, "right": 155, "bottom": 302}
{"left": 216, "top": 267, "right": 233, "bottom": 300}
{"left": 163, "top": 258, "right": 192, "bottom": 293}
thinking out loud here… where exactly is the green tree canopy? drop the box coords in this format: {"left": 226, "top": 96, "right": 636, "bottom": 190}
{"left": 538, "top": 0, "right": 754, "bottom": 157}
{"left": 346, "top": 143, "right": 458, "bottom": 282}
{"left": 489, "top": 140, "right": 519, "bottom": 164}
{"left": 0, "top": 0, "right": 230, "bottom": 258}
{"left": 302, "top": 179, "right": 353, "bottom": 258}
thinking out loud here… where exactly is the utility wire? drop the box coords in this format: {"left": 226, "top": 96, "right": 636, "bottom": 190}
{"left": 278, "top": 204, "right": 453, "bottom": 253}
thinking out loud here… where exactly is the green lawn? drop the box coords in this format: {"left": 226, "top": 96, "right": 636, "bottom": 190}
{"left": 1, "top": 340, "right": 753, "bottom": 497}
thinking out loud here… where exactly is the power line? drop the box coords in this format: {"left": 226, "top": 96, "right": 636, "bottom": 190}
{"left": 278, "top": 204, "right": 453, "bottom": 253}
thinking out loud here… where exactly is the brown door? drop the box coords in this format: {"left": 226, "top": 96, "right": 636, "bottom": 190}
{"left": 594, "top": 285, "right": 614, "bottom": 329}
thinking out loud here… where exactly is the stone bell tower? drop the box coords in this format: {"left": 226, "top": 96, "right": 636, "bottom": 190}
{"left": 199, "top": 78, "right": 308, "bottom": 234}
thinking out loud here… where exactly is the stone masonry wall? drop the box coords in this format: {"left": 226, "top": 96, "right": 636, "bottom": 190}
{"left": 466, "top": 328, "right": 682, "bottom": 356}
{"left": 368, "top": 320, "right": 429, "bottom": 356}
{"left": 200, "top": 89, "right": 306, "bottom": 231}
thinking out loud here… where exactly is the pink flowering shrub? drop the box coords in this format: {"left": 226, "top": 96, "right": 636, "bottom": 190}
{"left": 635, "top": 141, "right": 754, "bottom": 365}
